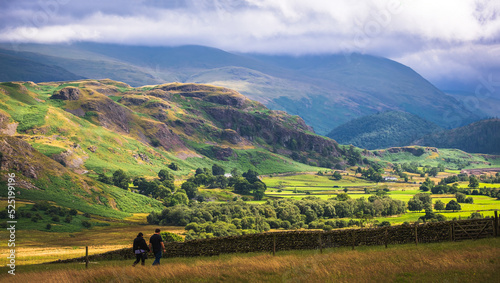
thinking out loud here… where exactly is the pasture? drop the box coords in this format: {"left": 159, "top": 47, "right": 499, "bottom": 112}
{"left": 262, "top": 173, "right": 500, "bottom": 225}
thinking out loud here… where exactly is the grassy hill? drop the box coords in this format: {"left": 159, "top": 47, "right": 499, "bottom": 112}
{"left": 0, "top": 79, "right": 361, "bottom": 222}
{"left": 414, "top": 118, "right": 500, "bottom": 154}
{"left": 0, "top": 43, "right": 483, "bottom": 134}
{"left": 326, "top": 111, "right": 442, "bottom": 150}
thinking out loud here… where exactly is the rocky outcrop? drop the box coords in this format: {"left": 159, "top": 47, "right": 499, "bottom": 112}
{"left": 81, "top": 97, "right": 132, "bottom": 133}
{"left": 204, "top": 107, "right": 341, "bottom": 157}
{"left": 221, "top": 129, "right": 242, "bottom": 144}
{"left": 50, "top": 87, "right": 81, "bottom": 100}
{"left": 385, "top": 146, "right": 437, "bottom": 157}
{"left": 52, "top": 150, "right": 85, "bottom": 168}
{"left": 157, "top": 84, "right": 247, "bottom": 108}
{"left": 0, "top": 136, "right": 65, "bottom": 179}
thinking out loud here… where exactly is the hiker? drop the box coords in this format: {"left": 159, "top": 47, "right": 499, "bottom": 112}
{"left": 132, "top": 232, "right": 150, "bottom": 266}
{"left": 149, "top": 228, "right": 166, "bottom": 265}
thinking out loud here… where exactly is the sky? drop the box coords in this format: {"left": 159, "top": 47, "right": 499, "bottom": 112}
{"left": 1, "top": 0, "right": 500, "bottom": 91}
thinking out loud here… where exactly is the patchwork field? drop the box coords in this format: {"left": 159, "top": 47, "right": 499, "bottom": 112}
{"left": 262, "top": 172, "right": 500, "bottom": 225}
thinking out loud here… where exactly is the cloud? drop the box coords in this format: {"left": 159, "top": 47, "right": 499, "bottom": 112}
{"left": 0, "top": 0, "right": 499, "bottom": 89}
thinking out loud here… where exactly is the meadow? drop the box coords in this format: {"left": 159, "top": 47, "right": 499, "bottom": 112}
{"left": 262, "top": 171, "right": 500, "bottom": 225}
{"left": 0, "top": 238, "right": 498, "bottom": 282}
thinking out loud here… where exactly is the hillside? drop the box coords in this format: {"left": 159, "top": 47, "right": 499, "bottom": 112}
{"left": 0, "top": 43, "right": 482, "bottom": 134}
{"left": 0, "top": 52, "right": 84, "bottom": 82}
{"left": 414, "top": 118, "right": 500, "bottom": 154}
{"left": 0, "top": 79, "right": 361, "bottom": 219}
{"left": 326, "top": 111, "right": 442, "bottom": 150}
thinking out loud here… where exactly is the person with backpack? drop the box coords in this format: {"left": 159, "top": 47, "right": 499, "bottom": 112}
{"left": 132, "top": 232, "right": 150, "bottom": 266}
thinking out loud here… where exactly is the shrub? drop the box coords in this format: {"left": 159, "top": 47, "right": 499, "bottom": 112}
{"left": 160, "top": 231, "right": 183, "bottom": 243}
{"left": 81, "top": 220, "right": 92, "bottom": 228}
{"left": 378, "top": 221, "right": 391, "bottom": 227}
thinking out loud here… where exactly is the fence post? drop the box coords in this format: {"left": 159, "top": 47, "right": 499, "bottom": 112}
{"left": 414, "top": 224, "right": 418, "bottom": 246}
{"left": 273, "top": 234, "right": 276, "bottom": 256}
{"left": 85, "top": 246, "right": 89, "bottom": 268}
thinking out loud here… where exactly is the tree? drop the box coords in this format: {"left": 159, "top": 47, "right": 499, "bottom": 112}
{"left": 243, "top": 170, "right": 259, "bottom": 183}
{"left": 429, "top": 167, "right": 439, "bottom": 177}
{"left": 214, "top": 175, "right": 229, "bottom": 189}
{"left": 181, "top": 182, "right": 198, "bottom": 199}
{"left": 231, "top": 168, "right": 241, "bottom": 177}
{"left": 171, "top": 192, "right": 189, "bottom": 206}
{"left": 455, "top": 192, "right": 466, "bottom": 203}
{"left": 336, "top": 193, "right": 350, "bottom": 201}
{"left": 434, "top": 200, "right": 445, "bottom": 211}
{"left": 158, "top": 169, "right": 174, "bottom": 182}
{"left": 112, "top": 169, "right": 129, "bottom": 189}
{"left": 212, "top": 164, "right": 225, "bottom": 176}
{"left": 168, "top": 162, "right": 180, "bottom": 171}
{"left": 445, "top": 200, "right": 461, "bottom": 212}
{"left": 97, "top": 173, "right": 112, "bottom": 184}
{"left": 233, "top": 177, "right": 251, "bottom": 195}
{"left": 468, "top": 176, "right": 479, "bottom": 188}
{"left": 332, "top": 171, "right": 342, "bottom": 180}
{"left": 252, "top": 181, "right": 267, "bottom": 200}
{"left": 407, "top": 198, "right": 423, "bottom": 211}
{"left": 420, "top": 177, "right": 434, "bottom": 192}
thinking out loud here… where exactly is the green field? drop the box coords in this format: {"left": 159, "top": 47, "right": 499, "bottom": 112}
{"left": 262, "top": 173, "right": 500, "bottom": 225}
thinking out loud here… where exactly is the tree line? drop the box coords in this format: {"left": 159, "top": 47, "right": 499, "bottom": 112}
{"left": 147, "top": 195, "right": 406, "bottom": 239}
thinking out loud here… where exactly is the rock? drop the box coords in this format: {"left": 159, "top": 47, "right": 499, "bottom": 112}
{"left": 50, "top": 87, "right": 81, "bottom": 100}
{"left": 221, "top": 129, "right": 242, "bottom": 144}
{"left": 88, "top": 145, "right": 97, "bottom": 153}
{"left": 52, "top": 150, "right": 85, "bottom": 168}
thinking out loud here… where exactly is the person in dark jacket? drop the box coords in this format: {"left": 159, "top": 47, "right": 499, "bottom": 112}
{"left": 132, "top": 232, "right": 150, "bottom": 266}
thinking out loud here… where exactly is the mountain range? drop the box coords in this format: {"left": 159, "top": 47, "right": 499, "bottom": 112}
{"left": 0, "top": 43, "right": 486, "bottom": 135}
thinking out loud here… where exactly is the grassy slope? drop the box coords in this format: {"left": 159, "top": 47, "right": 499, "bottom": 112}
{"left": 1, "top": 238, "right": 499, "bottom": 282}
{"left": 0, "top": 80, "right": 323, "bottom": 223}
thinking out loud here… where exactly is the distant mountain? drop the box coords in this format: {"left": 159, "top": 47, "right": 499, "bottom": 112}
{"left": 0, "top": 51, "right": 84, "bottom": 82}
{"left": 414, "top": 118, "right": 500, "bottom": 154}
{"left": 326, "top": 111, "right": 442, "bottom": 150}
{"left": 0, "top": 43, "right": 483, "bottom": 134}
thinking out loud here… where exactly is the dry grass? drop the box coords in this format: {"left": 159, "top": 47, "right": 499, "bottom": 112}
{"left": 2, "top": 238, "right": 499, "bottom": 282}
{"left": 0, "top": 245, "right": 128, "bottom": 266}
{"left": 0, "top": 224, "right": 185, "bottom": 266}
